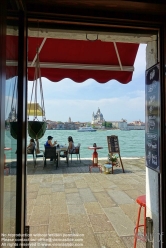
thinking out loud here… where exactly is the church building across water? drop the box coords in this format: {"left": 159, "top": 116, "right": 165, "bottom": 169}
{"left": 91, "top": 108, "right": 105, "bottom": 124}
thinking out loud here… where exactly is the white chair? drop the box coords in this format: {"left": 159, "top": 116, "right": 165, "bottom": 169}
{"left": 70, "top": 144, "right": 81, "bottom": 162}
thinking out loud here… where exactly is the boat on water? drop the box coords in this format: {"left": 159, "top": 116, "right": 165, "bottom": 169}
{"left": 77, "top": 127, "right": 97, "bottom": 132}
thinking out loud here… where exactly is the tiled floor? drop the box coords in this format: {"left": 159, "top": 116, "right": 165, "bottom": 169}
{"left": 26, "top": 158, "right": 146, "bottom": 248}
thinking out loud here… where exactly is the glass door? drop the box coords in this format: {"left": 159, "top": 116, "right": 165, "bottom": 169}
{"left": 0, "top": 2, "right": 28, "bottom": 247}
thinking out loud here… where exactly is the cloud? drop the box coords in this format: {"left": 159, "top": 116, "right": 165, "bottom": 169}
{"left": 44, "top": 93, "right": 145, "bottom": 123}
{"left": 27, "top": 44, "right": 146, "bottom": 123}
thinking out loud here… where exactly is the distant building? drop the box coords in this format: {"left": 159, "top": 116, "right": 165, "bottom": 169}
{"left": 56, "top": 122, "right": 65, "bottom": 130}
{"left": 91, "top": 107, "right": 105, "bottom": 124}
{"left": 68, "top": 117, "right": 71, "bottom": 123}
{"left": 127, "top": 120, "right": 145, "bottom": 130}
{"left": 111, "top": 119, "right": 128, "bottom": 129}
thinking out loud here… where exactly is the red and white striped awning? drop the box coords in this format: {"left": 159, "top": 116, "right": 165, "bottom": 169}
{"left": 6, "top": 35, "right": 139, "bottom": 84}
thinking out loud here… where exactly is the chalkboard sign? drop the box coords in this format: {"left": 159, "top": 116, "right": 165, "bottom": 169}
{"left": 145, "top": 63, "right": 160, "bottom": 173}
{"left": 107, "top": 135, "right": 120, "bottom": 153}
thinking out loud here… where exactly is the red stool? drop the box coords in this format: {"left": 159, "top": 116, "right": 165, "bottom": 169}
{"left": 134, "top": 195, "right": 146, "bottom": 248}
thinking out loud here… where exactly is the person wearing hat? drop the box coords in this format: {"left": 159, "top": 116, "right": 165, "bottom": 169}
{"left": 45, "top": 136, "right": 57, "bottom": 147}
{"left": 45, "top": 136, "right": 57, "bottom": 161}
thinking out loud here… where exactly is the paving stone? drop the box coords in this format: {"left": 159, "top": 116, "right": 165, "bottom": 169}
{"left": 49, "top": 192, "right": 66, "bottom": 205}
{"left": 52, "top": 184, "right": 64, "bottom": 192}
{"left": 66, "top": 193, "right": 83, "bottom": 204}
{"left": 119, "top": 203, "right": 139, "bottom": 223}
{"left": 119, "top": 203, "right": 144, "bottom": 224}
{"left": 37, "top": 187, "right": 52, "bottom": 195}
{"left": 89, "top": 185, "right": 104, "bottom": 193}
{"left": 65, "top": 188, "right": 78, "bottom": 193}
{"left": 40, "top": 182, "right": 53, "bottom": 188}
{"left": 121, "top": 236, "right": 146, "bottom": 248}
{"left": 27, "top": 191, "right": 38, "bottom": 199}
{"left": 67, "top": 204, "right": 86, "bottom": 215}
{"left": 35, "top": 194, "right": 50, "bottom": 205}
{"left": 41, "top": 176, "right": 53, "bottom": 183}
{"left": 69, "top": 214, "right": 91, "bottom": 229}
{"left": 88, "top": 214, "right": 114, "bottom": 232}
{"left": 70, "top": 226, "right": 100, "bottom": 248}
{"left": 26, "top": 158, "right": 146, "bottom": 247}
{"left": 95, "top": 231, "right": 127, "bottom": 248}
{"left": 30, "top": 225, "right": 48, "bottom": 241}
{"left": 104, "top": 207, "right": 135, "bottom": 236}
{"left": 117, "top": 184, "right": 135, "bottom": 191}
{"left": 64, "top": 182, "right": 77, "bottom": 188}
{"left": 29, "top": 212, "right": 50, "bottom": 225}
{"left": 84, "top": 202, "right": 104, "bottom": 214}
{"left": 48, "top": 214, "right": 70, "bottom": 233}
{"left": 52, "top": 180, "right": 64, "bottom": 185}
{"left": 27, "top": 183, "right": 40, "bottom": 192}
{"left": 27, "top": 199, "right": 36, "bottom": 215}
{"left": 100, "top": 180, "right": 117, "bottom": 189}
{"left": 83, "top": 174, "right": 98, "bottom": 182}
{"left": 79, "top": 188, "right": 97, "bottom": 202}
{"left": 50, "top": 203, "right": 68, "bottom": 214}
{"left": 94, "top": 192, "right": 116, "bottom": 208}
{"left": 125, "top": 189, "right": 143, "bottom": 200}
{"left": 75, "top": 180, "right": 88, "bottom": 188}
{"left": 107, "top": 190, "right": 134, "bottom": 205}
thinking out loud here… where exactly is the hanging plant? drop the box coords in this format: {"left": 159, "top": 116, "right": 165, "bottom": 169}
{"left": 28, "top": 48, "right": 47, "bottom": 140}
{"left": 8, "top": 76, "right": 18, "bottom": 139}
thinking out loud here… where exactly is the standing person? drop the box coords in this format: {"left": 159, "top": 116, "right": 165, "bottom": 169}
{"left": 45, "top": 136, "right": 57, "bottom": 147}
{"left": 27, "top": 138, "right": 35, "bottom": 154}
{"left": 68, "top": 136, "right": 75, "bottom": 153}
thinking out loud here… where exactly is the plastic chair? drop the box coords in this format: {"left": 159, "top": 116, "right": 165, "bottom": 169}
{"left": 27, "top": 146, "right": 36, "bottom": 167}
{"left": 133, "top": 195, "right": 146, "bottom": 248}
{"left": 70, "top": 145, "right": 81, "bottom": 162}
{"left": 43, "top": 146, "right": 58, "bottom": 169}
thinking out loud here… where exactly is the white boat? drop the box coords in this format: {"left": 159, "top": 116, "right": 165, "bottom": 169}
{"left": 77, "top": 127, "right": 97, "bottom": 132}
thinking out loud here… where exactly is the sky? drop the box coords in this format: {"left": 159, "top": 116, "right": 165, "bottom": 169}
{"left": 27, "top": 43, "right": 147, "bottom": 123}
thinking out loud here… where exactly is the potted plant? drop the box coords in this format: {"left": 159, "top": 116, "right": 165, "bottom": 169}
{"left": 108, "top": 153, "right": 119, "bottom": 166}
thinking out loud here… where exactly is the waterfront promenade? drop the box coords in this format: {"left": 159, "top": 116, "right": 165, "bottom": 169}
{"left": 26, "top": 158, "right": 146, "bottom": 248}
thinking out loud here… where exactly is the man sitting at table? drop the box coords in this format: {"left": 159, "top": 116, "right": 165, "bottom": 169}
{"left": 45, "top": 136, "right": 57, "bottom": 147}
{"left": 45, "top": 136, "right": 57, "bottom": 161}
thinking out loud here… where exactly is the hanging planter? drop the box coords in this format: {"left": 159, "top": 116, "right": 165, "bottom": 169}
{"left": 28, "top": 121, "right": 47, "bottom": 140}
{"left": 9, "top": 121, "right": 17, "bottom": 139}
{"left": 28, "top": 48, "right": 47, "bottom": 140}
{"left": 8, "top": 76, "right": 18, "bottom": 140}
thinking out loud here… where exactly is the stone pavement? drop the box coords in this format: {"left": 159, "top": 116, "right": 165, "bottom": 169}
{"left": 27, "top": 157, "right": 146, "bottom": 248}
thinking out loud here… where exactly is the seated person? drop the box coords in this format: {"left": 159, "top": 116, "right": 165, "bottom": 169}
{"left": 27, "top": 139, "right": 35, "bottom": 154}
{"left": 45, "top": 136, "right": 57, "bottom": 147}
{"left": 45, "top": 136, "right": 57, "bottom": 161}
{"left": 68, "top": 136, "right": 75, "bottom": 153}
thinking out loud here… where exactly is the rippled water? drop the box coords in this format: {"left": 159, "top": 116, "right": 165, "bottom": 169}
{"left": 5, "top": 129, "right": 145, "bottom": 159}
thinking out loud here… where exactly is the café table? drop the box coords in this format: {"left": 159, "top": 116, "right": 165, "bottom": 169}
{"left": 88, "top": 146, "right": 103, "bottom": 173}
{"left": 57, "top": 145, "right": 68, "bottom": 163}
